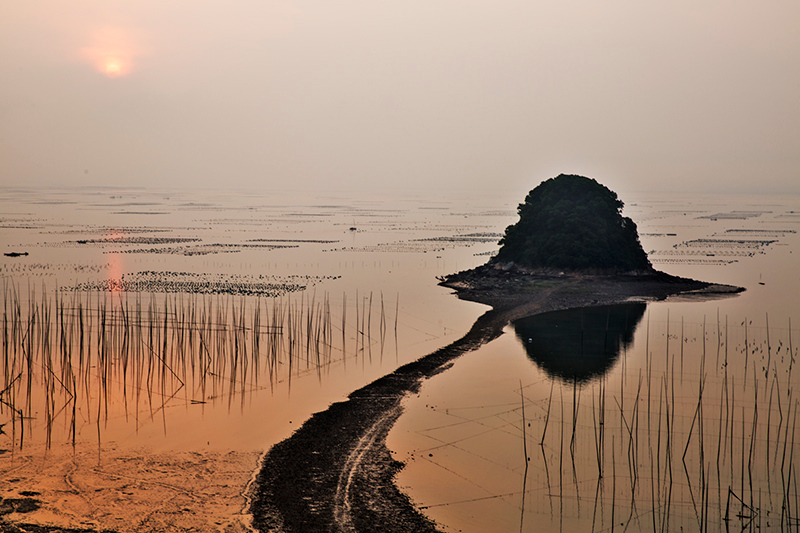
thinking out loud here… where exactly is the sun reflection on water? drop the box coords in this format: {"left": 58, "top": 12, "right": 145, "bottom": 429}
{"left": 106, "top": 229, "right": 124, "bottom": 291}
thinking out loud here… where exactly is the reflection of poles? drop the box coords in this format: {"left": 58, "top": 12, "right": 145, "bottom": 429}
{"left": 680, "top": 316, "right": 684, "bottom": 378}
{"left": 541, "top": 381, "right": 553, "bottom": 446}
{"left": 714, "top": 307, "right": 722, "bottom": 370}
{"left": 541, "top": 443, "right": 553, "bottom": 519}
{"left": 665, "top": 309, "right": 670, "bottom": 380}
{"left": 571, "top": 379, "right": 577, "bottom": 459}
{"left": 663, "top": 375, "right": 674, "bottom": 532}
{"left": 766, "top": 313, "right": 771, "bottom": 380}
{"left": 593, "top": 380, "right": 605, "bottom": 478}
{"left": 591, "top": 477, "right": 602, "bottom": 531}
{"left": 2, "top": 285, "right": 399, "bottom": 453}
{"left": 368, "top": 291, "right": 373, "bottom": 364}
{"left": 744, "top": 317, "right": 749, "bottom": 385}
{"left": 520, "top": 380, "right": 528, "bottom": 461}
{"left": 571, "top": 378, "right": 580, "bottom": 509}
{"left": 789, "top": 317, "right": 794, "bottom": 382}
{"left": 519, "top": 460, "right": 529, "bottom": 533}
{"left": 394, "top": 293, "right": 399, "bottom": 364}
{"left": 519, "top": 380, "right": 528, "bottom": 533}
{"left": 379, "top": 292, "right": 386, "bottom": 362}
{"left": 355, "top": 290, "right": 359, "bottom": 361}
{"left": 341, "top": 292, "right": 346, "bottom": 370}
{"left": 612, "top": 434, "right": 616, "bottom": 533}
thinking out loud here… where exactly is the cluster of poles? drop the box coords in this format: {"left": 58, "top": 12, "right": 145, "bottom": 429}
{"left": 523, "top": 311, "right": 800, "bottom": 532}
{"left": 0, "top": 280, "right": 397, "bottom": 450}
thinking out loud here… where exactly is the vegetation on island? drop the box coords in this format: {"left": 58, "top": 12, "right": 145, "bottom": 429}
{"left": 494, "top": 174, "right": 652, "bottom": 273}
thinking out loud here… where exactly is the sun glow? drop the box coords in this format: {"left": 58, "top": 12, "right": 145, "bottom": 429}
{"left": 81, "top": 27, "right": 144, "bottom": 78}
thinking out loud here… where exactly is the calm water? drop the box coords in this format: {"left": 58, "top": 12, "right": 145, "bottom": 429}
{"left": 2, "top": 187, "right": 799, "bottom": 531}
{"left": 390, "top": 192, "right": 800, "bottom": 532}
{"left": 0, "top": 187, "right": 507, "bottom": 453}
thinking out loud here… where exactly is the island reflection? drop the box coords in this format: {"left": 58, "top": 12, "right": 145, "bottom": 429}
{"left": 512, "top": 302, "right": 647, "bottom": 383}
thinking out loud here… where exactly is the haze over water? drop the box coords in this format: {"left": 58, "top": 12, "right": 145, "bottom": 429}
{"left": 2, "top": 1, "right": 800, "bottom": 531}
{"left": 2, "top": 2, "right": 799, "bottom": 197}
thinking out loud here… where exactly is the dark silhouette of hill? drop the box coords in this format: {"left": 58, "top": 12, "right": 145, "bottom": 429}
{"left": 513, "top": 302, "right": 647, "bottom": 383}
{"left": 495, "top": 174, "right": 652, "bottom": 272}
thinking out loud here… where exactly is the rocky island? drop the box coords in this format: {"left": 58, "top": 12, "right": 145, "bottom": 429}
{"left": 440, "top": 174, "right": 741, "bottom": 309}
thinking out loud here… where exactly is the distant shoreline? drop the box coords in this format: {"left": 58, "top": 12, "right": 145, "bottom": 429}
{"left": 248, "top": 269, "right": 744, "bottom": 532}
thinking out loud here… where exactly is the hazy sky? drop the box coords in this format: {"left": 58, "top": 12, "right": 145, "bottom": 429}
{"left": 2, "top": 1, "right": 798, "bottom": 196}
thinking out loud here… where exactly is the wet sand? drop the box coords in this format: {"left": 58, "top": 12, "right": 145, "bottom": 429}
{"left": 0, "top": 445, "right": 259, "bottom": 533}
{"left": 249, "top": 268, "right": 743, "bottom": 532}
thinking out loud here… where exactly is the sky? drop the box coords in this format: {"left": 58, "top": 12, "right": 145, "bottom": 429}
{"left": 2, "top": 1, "right": 799, "bottom": 197}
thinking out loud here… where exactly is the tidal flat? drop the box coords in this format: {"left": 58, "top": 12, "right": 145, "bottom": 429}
{"left": 1, "top": 187, "right": 799, "bottom": 532}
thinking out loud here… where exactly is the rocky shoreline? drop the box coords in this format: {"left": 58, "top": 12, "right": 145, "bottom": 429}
{"left": 437, "top": 262, "right": 744, "bottom": 309}
{"left": 249, "top": 267, "right": 744, "bottom": 532}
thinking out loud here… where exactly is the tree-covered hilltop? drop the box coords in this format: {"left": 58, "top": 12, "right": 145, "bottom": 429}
{"left": 494, "top": 174, "right": 652, "bottom": 272}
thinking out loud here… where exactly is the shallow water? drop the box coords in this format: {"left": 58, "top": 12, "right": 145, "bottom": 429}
{"left": 390, "top": 192, "right": 800, "bottom": 532}
{"left": 0, "top": 186, "right": 505, "bottom": 530}
{"left": 1, "top": 187, "right": 506, "bottom": 451}
{"left": 1, "top": 187, "right": 799, "bottom": 531}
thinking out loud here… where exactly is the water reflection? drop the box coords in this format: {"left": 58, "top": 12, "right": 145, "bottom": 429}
{"left": 512, "top": 302, "right": 647, "bottom": 383}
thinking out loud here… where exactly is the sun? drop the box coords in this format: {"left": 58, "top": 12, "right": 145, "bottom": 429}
{"left": 103, "top": 60, "right": 126, "bottom": 78}
{"left": 81, "top": 27, "right": 145, "bottom": 78}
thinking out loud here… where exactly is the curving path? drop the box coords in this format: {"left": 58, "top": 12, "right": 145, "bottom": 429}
{"left": 249, "top": 274, "right": 739, "bottom": 532}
